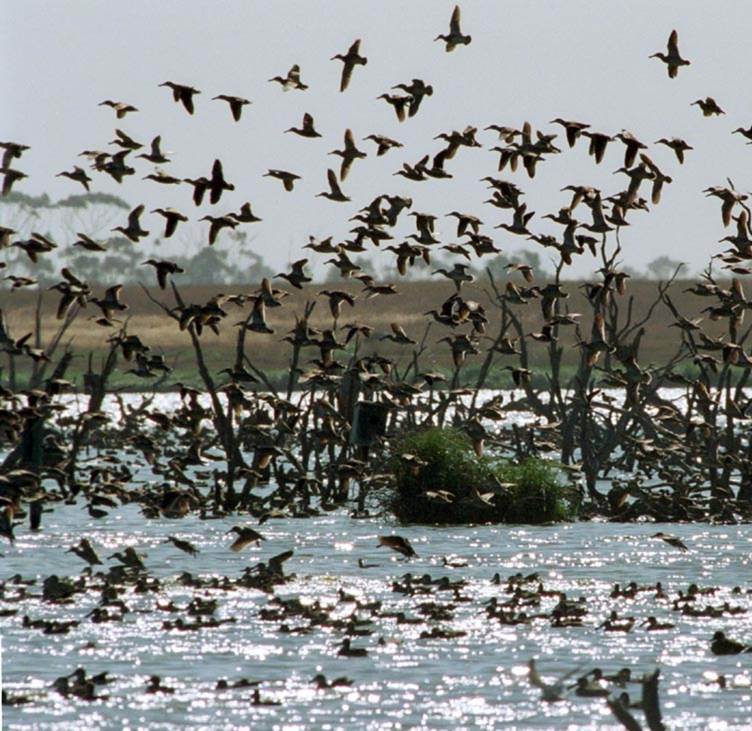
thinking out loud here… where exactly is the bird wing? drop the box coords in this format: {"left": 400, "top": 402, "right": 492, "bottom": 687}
{"left": 450, "top": 4, "right": 462, "bottom": 33}
{"left": 128, "top": 205, "right": 144, "bottom": 228}
{"left": 340, "top": 64, "right": 353, "bottom": 92}
{"left": 61, "top": 267, "right": 85, "bottom": 287}
{"left": 212, "top": 159, "right": 224, "bottom": 185}
{"left": 327, "top": 168, "right": 343, "bottom": 195}
{"left": 667, "top": 29, "right": 679, "bottom": 56}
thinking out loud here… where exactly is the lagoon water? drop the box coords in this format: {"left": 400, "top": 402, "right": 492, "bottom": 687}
{"left": 4, "top": 511, "right": 752, "bottom": 729}
{"left": 2, "top": 392, "right": 752, "bottom": 729}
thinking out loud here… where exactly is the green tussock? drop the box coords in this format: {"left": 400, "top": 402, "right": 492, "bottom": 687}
{"left": 389, "top": 426, "right": 575, "bottom": 524}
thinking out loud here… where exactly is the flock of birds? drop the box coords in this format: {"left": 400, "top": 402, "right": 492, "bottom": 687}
{"left": 2, "top": 18, "right": 752, "bottom": 347}
{"left": 2, "top": 505, "right": 752, "bottom": 726}
{"left": 3, "top": 5, "right": 752, "bottom": 727}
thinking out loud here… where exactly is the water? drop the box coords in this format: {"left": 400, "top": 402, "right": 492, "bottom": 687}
{"left": 2, "top": 391, "right": 752, "bottom": 729}
{"left": 3, "top": 507, "right": 752, "bottom": 730}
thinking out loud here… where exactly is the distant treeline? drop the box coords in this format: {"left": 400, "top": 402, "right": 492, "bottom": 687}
{"left": 1, "top": 191, "right": 689, "bottom": 285}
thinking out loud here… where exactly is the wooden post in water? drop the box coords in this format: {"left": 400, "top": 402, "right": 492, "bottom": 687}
{"left": 350, "top": 399, "right": 389, "bottom": 511}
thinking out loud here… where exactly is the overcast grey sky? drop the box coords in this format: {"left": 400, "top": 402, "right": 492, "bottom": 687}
{"left": 3, "top": 0, "right": 752, "bottom": 278}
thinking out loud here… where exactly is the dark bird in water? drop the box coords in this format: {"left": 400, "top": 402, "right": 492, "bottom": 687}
{"left": 435, "top": 5, "right": 471, "bottom": 52}
{"left": 227, "top": 526, "right": 266, "bottom": 552}
{"left": 651, "top": 532, "right": 689, "bottom": 551}
{"left": 263, "top": 169, "right": 300, "bottom": 192}
{"left": 378, "top": 535, "right": 417, "bottom": 558}
{"left": 338, "top": 638, "right": 368, "bottom": 657}
{"left": 112, "top": 205, "right": 149, "bottom": 242}
{"left": 159, "top": 81, "right": 201, "bottom": 114}
{"left": 650, "top": 30, "right": 690, "bottom": 78}
{"left": 147, "top": 676, "right": 175, "bottom": 694}
{"left": 641, "top": 616, "right": 675, "bottom": 631}
{"left": 312, "top": 673, "right": 353, "bottom": 689}
{"left": 332, "top": 39, "right": 367, "bottom": 92}
{"left": 691, "top": 97, "right": 725, "bottom": 117}
{"left": 711, "top": 631, "right": 752, "bottom": 655}
{"left": 269, "top": 64, "right": 308, "bottom": 91}
{"left": 251, "top": 688, "right": 281, "bottom": 706}
{"left": 166, "top": 535, "right": 199, "bottom": 556}
{"left": 213, "top": 94, "right": 251, "bottom": 121}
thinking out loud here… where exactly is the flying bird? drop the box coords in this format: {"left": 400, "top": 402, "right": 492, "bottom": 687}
{"left": 160, "top": 81, "right": 201, "bottom": 114}
{"left": 227, "top": 526, "right": 266, "bottom": 552}
{"left": 99, "top": 99, "right": 138, "bottom": 118}
{"left": 650, "top": 30, "right": 690, "bottom": 78}
{"left": 435, "top": 5, "right": 471, "bottom": 52}
{"left": 269, "top": 64, "right": 308, "bottom": 91}
{"left": 112, "top": 205, "right": 149, "bottom": 242}
{"left": 285, "top": 112, "right": 322, "bottom": 138}
{"left": 331, "top": 39, "right": 367, "bottom": 91}
{"left": 213, "top": 94, "right": 251, "bottom": 121}
{"left": 691, "top": 97, "right": 725, "bottom": 117}
{"left": 316, "top": 169, "right": 350, "bottom": 202}
{"left": 378, "top": 535, "right": 417, "bottom": 558}
{"left": 329, "top": 129, "right": 367, "bottom": 180}
{"left": 264, "top": 169, "right": 300, "bottom": 192}
{"left": 651, "top": 532, "right": 689, "bottom": 552}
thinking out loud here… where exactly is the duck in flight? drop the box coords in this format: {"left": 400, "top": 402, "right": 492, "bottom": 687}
{"left": 435, "top": 5, "right": 471, "bottom": 52}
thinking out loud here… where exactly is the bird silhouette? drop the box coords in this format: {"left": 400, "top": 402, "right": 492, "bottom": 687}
{"left": 435, "top": 5, "right": 471, "bottom": 51}
{"left": 332, "top": 39, "right": 367, "bottom": 91}
{"left": 650, "top": 30, "right": 690, "bottom": 78}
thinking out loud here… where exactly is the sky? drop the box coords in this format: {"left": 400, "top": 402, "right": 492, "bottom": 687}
{"left": 3, "top": 0, "right": 752, "bottom": 279}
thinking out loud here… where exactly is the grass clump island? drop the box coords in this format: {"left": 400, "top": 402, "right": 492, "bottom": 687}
{"left": 388, "top": 427, "right": 577, "bottom": 525}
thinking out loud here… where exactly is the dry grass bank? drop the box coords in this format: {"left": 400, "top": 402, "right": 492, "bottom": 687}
{"left": 0, "top": 278, "right": 722, "bottom": 376}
